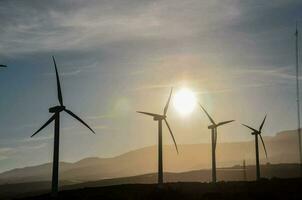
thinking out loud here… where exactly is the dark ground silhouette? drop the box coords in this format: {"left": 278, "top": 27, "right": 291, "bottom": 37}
{"left": 14, "top": 178, "right": 302, "bottom": 200}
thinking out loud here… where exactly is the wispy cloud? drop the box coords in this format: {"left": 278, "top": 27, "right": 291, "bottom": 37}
{"left": 196, "top": 82, "right": 277, "bottom": 95}
{"left": 93, "top": 125, "right": 113, "bottom": 130}
{"left": 13, "top": 123, "right": 38, "bottom": 131}
{"left": 0, "top": 148, "right": 14, "bottom": 154}
{"left": 18, "top": 143, "right": 48, "bottom": 151}
{"left": 43, "top": 61, "right": 99, "bottom": 77}
{"left": 0, "top": 147, "right": 15, "bottom": 161}
{"left": 0, "top": 143, "right": 48, "bottom": 160}
{"left": 131, "top": 84, "right": 174, "bottom": 91}
{"left": 233, "top": 66, "right": 298, "bottom": 80}
{"left": 86, "top": 114, "right": 115, "bottom": 120}
{"left": 23, "top": 135, "right": 53, "bottom": 142}
{"left": 0, "top": 0, "right": 246, "bottom": 56}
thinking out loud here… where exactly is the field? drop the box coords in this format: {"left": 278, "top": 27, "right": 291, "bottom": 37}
{"left": 16, "top": 178, "right": 302, "bottom": 200}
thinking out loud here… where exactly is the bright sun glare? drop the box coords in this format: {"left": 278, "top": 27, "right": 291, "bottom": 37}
{"left": 173, "top": 88, "right": 197, "bottom": 116}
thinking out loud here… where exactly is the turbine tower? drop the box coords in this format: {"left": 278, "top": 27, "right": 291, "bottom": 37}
{"left": 295, "top": 22, "right": 302, "bottom": 177}
{"left": 137, "top": 88, "right": 178, "bottom": 186}
{"left": 243, "top": 159, "right": 247, "bottom": 181}
{"left": 199, "top": 104, "right": 234, "bottom": 183}
{"left": 242, "top": 115, "right": 268, "bottom": 181}
{"left": 31, "top": 56, "right": 95, "bottom": 196}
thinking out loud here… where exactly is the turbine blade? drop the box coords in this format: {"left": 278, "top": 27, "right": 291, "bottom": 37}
{"left": 199, "top": 103, "right": 215, "bottom": 125}
{"left": 52, "top": 56, "right": 63, "bottom": 106}
{"left": 259, "top": 134, "right": 268, "bottom": 159}
{"left": 217, "top": 120, "right": 235, "bottom": 127}
{"left": 0, "top": 65, "right": 7, "bottom": 67}
{"left": 259, "top": 115, "right": 267, "bottom": 132}
{"left": 242, "top": 124, "right": 258, "bottom": 133}
{"left": 64, "top": 109, "right": 95, "bottom": 134}
{"left": 163, "top": 88, "right": 173, "bottom": 115}
{"left": 164, "top": 119, "right": 179, "bottom": 154}
{"left": 31, "top": 114, "right": 56, "bottom": 137}
{"left": 137, "top": 111, "right": 162, "bottom": 118}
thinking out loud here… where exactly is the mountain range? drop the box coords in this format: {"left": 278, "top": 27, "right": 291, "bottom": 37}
{"left": 0, "top": 129, "right": 300, "bottom": 185}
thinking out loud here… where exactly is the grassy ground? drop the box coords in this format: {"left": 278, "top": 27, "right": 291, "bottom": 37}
{"left": 17, "top": 178, "right": 302, "bottom": 200}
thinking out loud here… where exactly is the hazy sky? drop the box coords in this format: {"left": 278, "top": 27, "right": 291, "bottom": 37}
{"left": 0, "top": 0, "right": 302, "bottom": 172}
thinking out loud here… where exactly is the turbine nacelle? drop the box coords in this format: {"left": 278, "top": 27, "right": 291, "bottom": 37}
{"left": 49, "top": 106, "right": 65, "bottom": 113}
{"left": 153, "top": 115, "right": 166, "bottom": 121}
{"left": 251, "top": 131, "right": 260, "bottom": 135}
{"left": 208, "top": 124, "right": 216, "bottom": 129}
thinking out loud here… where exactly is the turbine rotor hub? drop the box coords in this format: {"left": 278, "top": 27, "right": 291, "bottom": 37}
{"left": 252, "top": 131, "right": 260, "bottom": 135}
{"left": 49, "top": 105, "right": 65, "bottom": 113}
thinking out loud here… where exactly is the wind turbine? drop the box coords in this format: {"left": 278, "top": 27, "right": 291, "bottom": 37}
{"left": 31, "top": 56, "right": 95, "bottom": 196}
{"left": 242, "top": 115, "right": 268, "bottom": 181}
{"left": 199, "top": 104, "right": 234, "bottom": 183}
{"left": 137, "top": 88, "right": 178, "bottom": 186}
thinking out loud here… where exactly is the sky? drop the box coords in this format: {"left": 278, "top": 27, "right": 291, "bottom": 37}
{"left": 0, "top": 0, "right": 302, "bottom": 172}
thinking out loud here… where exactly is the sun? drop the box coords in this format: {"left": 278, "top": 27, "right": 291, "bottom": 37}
{"left": 173, "top": 88, "right": 197, "bottom": 116}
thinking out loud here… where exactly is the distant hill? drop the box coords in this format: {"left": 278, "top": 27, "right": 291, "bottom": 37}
{"left": 64, "top": 163, "right": 300, "bottom": 189}
{"left": 0, "top": 129, "right": 300, "bottom": 185}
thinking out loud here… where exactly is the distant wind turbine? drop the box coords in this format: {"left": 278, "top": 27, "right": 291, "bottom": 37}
{"left": 137, "top": 88, "right": 178, "bottom": 186}
{"left": 242, "top": 115, "right": 268, "bottom": 181}
{"left": 199, "top": 104, "right": 234, "bottom": 183}
{"left": 243, "top": 159, "right": 247, "bottom": 181}
{"left": 31, "top": 56, "right": 95, "bottom": 197}
{"left": 295, "top": 22, "right": 302, "bottom": 177}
